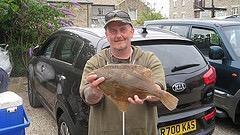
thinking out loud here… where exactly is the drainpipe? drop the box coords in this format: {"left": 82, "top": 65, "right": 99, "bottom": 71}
{"left": 87, "top": 4, "right": 92, "bottom": 27}
{"left": 211, "top": 0, "right": 215, "bottom": 18}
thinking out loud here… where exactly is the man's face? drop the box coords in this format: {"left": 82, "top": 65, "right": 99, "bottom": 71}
{"left": 105, "top": 21, "right": 134, "bottom": 51}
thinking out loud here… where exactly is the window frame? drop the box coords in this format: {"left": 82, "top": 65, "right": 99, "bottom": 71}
{"left": 189, "top": 26, "right": 221, "bottom": 57}
{"left": 170, "top": 25, "right": 190, "bottom": 37}
{"left": 181, "top": 12, "right": 186, "bottom": 18}
{"left": 173, "top": 0, "right": 177, "bottom": 8}
{"left": 40, "top": 35, "right": 60, "bottom": 58}
{"left": 52, "top": 34, "right": 84, "bottom": 64}
{"left": 231, "top": 6, "right": 239, "bottom": 15}
{"left": 181, "top": 0, "right": 185, "bottom": 6}
{"left": 98, "top": 8, "right": 104, "bottom": 15}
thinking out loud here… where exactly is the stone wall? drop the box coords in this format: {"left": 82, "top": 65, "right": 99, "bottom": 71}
{"left": 117, "top": 0, "right": 149, "bottom": 21}
{"left": 169, "top": 0, "right": 240, "bottom": 19}
{"left": 52, "top": 0, "right": 149, "bottom": 27}
{"left": 169, "top": 0, "right": 194, "bottom": 19}
{"left": 68, "top": 4, "right": 91, "bottom": 27}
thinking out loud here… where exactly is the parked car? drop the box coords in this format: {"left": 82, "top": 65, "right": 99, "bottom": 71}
{"left": 144, "top": 19, "right": 240, "bottom": 124}
{"left": 215, "top": 15, "right": 240, "bottom": 22}
{"left": 224, "top": 15, "right": 240, "bottom": 22}
{"left": 27, "top": 27, "right": 217, "bottom": 135}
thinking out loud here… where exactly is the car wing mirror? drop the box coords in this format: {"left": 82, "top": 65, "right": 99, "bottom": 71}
{"left": 209, "top": 46, "right": 224, "bottom": 60}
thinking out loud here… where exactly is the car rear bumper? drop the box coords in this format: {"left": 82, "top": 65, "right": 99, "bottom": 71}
{"left": 158, "top": 105, "right": 215, "bottom": 135}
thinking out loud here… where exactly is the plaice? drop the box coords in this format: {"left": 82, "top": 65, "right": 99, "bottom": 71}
{"left": 92, "top": 64, "right": 179, "bottom": 112}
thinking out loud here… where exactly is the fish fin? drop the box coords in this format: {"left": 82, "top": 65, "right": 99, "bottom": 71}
{"left": 108, "top": 96, "right": 129, "bottom": 112}
{"left": 141, "top": 69, "right": 152, "bottom": 78}
{"left": 134, "top": 66, "right": 152, "bottom": 78}
{"left": 157, "top": 90, "right": 179, "bottom": 111}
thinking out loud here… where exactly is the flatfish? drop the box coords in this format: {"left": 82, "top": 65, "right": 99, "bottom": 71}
{"left": 92, "top": 64, "right": 178, "bottom": 112}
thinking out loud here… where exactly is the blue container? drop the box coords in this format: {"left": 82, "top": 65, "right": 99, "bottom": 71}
{"left": 0, "top": 91, "right": 30, "bottom": 135}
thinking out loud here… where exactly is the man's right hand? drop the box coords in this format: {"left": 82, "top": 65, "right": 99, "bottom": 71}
{"left": 84, "top": 74, "right": 105, "bottom": 105}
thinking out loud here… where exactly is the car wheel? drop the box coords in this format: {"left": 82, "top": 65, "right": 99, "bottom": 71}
{"left": 28, "top": 65, "right": 42, "bottom": 108}
{"left": 58, "top": 113, "right": 74, "bottom": 135}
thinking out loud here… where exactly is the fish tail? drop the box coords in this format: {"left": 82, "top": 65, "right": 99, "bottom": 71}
{"left": 156, "top": 90, "right": 179, "bottom": 111}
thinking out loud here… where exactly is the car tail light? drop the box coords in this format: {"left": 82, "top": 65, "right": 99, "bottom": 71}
{"left": 203, "top": 108, "right": 216, "bottom": 121}
{"left": 203, "top": 66, "right": 216, "bottom": 85}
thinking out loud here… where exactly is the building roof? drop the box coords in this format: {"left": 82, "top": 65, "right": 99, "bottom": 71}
{"left": 47, "top": 0, "right": 93, "bottom": 3}
{"left": 47, "top": 0, "right": 123, "bottom": 5}
{"left": 92, "top": 0, "right": 122, "bottom": 5}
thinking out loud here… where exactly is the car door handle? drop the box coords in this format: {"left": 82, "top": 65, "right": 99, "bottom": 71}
{"left": 57, "top": 75, "right": 66, "bottom": 95}
{"left": 57, "top": 75, "right": 66, "bottom": 81}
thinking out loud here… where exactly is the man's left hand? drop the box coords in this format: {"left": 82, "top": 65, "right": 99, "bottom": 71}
{"left": 128, "top": 84, "right": 161, "bottom": 104}
{"left": 128, "top": 95, "right": 144, "bottom": 104}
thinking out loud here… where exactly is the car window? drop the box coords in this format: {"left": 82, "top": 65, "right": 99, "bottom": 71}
{"left": 162, "top": 25, "right": 171, "bottom": 30}
{"left": 54, "top": 36, "right": 80, "bottom": 64}
{"left": 75, "top": 39, "right": 96, "bottom": 69}
{"left": 43, "top": 37, "right": 58, "bottom": 58}
{"left": 138, "top": 44, "right": 207, "bottom": 74}
{"left": 73, "top": 39, "right": 85, "bottom": 61}
{"left": 223, "top": 25, "right": 240, "bottom": 57}
{"left": 171, "top": 25, "right": 189, "bottom": 37}
{"left": 190, "top": 27, "right": 220, "bottom": 56}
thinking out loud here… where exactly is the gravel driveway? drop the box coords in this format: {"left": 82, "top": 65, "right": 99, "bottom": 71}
{"left": 9, "top": 77, "right": 57, "bottom": 135}
{"left": 9, "top": 77, "right": 240, "bottom": 135}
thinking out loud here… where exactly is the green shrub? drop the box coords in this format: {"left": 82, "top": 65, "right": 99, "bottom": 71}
{"left": 134, "top": 9, "right": 165, "bottom": 26}
{"left": 0, "top": 0, "right": 66, "bottom": 76}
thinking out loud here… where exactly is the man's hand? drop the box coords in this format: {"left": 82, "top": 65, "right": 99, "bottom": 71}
{"left": 128, "top": 95, "right": 160, "bottom": 104}
{"left": 128, "top": 84, "right": 161, "bottom": 104}
{"left": 145, "top": 84, "right": 162, "bottom": 102}
{"left": 128, "top": 95, "right": 144, "bottom": 104}
{"left": 84, "top": 74, "right": 105, "bottom": 105}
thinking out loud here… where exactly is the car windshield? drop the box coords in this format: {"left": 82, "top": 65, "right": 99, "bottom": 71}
{"left": 139, "top": 44, "right": 207, "bottom": 75}
{"left": 223, "top": 25, "right": 240, "bottom": 57}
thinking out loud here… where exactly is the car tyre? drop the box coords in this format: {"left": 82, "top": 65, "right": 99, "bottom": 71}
{"left": 28, "top": 65, "right": 42, "bottom": 108}
{"left": 58, "top": 113, "right": 74, "bottom": 135}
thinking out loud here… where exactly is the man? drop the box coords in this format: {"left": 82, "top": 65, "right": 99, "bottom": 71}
{"left": 79, "top": 10, "right": 166, "bottom": 135}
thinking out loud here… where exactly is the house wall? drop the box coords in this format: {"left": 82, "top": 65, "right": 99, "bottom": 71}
{"left": 91, "top": 5, "right": 115, "bottom": 27}
{"left": 48, "top": 0, "right": 149, "bottom": 27}
{"left": 68, "top": 4, "right": 91, "bottom": 27}
{"left": 92, "top": 5, "right": 115, "bottom": 17}
{"left": 116, "top": 0, "right": 149, "bottom": 21}
{"left": 169, "top": 0, "right": 240, "bottom": 19}
{"left": 47, "top": 1, "right": 92, "bottom": 27}
{"left": 169, "top": 0, "right": 194, "bottom": 19}
{"left": 206, "top": 0, "right": 240, "bottom": 17}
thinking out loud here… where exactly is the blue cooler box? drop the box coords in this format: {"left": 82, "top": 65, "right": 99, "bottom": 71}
{"left": 0, "top": 91, "right": 30, "bottom": 135}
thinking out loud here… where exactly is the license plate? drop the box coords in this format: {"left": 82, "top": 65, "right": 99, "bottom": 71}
{"left": 159, "top": 119, "right": 197, "bottom": 135}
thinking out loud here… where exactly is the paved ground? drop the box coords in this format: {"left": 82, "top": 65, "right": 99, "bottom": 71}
{"left": 213, "top": 118, "right": 240, "bottom": 135}
{"left": 9, "top": 77, "right": 240, "bottom": 135}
